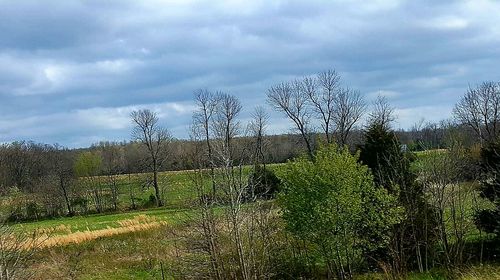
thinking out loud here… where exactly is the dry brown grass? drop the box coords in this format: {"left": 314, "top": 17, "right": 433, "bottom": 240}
{"left": 22, "top": 215, "right": 168, "bottom": 249}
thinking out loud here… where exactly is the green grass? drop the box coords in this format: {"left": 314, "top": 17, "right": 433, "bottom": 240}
{"left": 0, "top": 163, "right": 283, "bottom": 225}
{"left": 30, "top": 226, "right": 181, "bottom": 279}
{"left": 14, "top": 207, "right": 191, "bottom": 234}
{"left": 10, "top": 163, "right": 284, "bottom": 234}
{"left": 10, "top": 164, "right": 282, "bottom": 278}
{"left": 94, "top": 163, "right": 283, "bottom": 210}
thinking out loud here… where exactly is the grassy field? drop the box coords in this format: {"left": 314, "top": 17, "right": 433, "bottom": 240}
{"left": 15, "top": 207, "right": 190, "bottom": 234}
{"left": 95, "top": 163, "right": 281, "bottom": 210}
{"left": 2, "top": 164, "right": 264, "bottom": 278}
{"left": 29, "top": 222, "right": 183, "bottom": 279}
{"left": 0, "top": 163, "right": 282, "bottom": 224}
{"left": 10, "top": 164, "right": 279, "bottom": 247}
{"left": 356, "top": 264, "right": 500, "bottom": 280}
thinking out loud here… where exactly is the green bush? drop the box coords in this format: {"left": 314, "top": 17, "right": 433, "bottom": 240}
{"left": 277, "top": 144, "right": 402, "bottom": 278}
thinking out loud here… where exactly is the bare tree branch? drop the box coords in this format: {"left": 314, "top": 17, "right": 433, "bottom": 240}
{"left": 304, "top": 70, "right": 340, "bottom": 143}
{"left": 453, "top": 81, "right": 500, "bottom": 143}
{"left": 369, "top": 95, "right": 395, "bottom": 129}
{"left": 267, "top": 81, "right": 313, "bottom": 158}
{"left": 332, "top": 87, "right": 366, "bottom": 146}
{"left": 130, "top": 109, "right": 171, "bottom": 206}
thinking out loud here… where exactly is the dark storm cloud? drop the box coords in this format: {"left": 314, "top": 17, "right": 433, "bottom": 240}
{"left": 0, "top": 0, "right": 499, "bottom": 147}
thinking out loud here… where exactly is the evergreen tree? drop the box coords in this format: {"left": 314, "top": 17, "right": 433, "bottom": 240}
{"left": 476, "top": 140, "right": 500, "bottom": 236}
{"left": 360, "top": 122, "right": 437, "bottom": 274}
{"left": 359, "top": 123, "right": 412, "bottom": 193}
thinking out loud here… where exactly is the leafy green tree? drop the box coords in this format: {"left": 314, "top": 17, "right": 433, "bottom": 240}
{"left": 74, "top": 151, "right": 102, "bottom": 178}
{"left": 74, "top": 152, "right": 104, "bottom": 213}
{"left": 278, "top": 144, "right": 402, "bottom": 279}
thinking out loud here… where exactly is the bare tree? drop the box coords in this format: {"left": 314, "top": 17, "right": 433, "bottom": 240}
{"left": 187, "top": 128, "right": 224, "bottom": 279}
{"left": 304, "top": 70, "right": 340, "bottom": 143}
{"left": 419, "top": 144, "right": 473, "bottom": 267}
{"left": 248, "top": 106, "right": 269, "bottom": 167}
{"left": 269, "top": 69, "right": 365, "bottom": 152}
{"left": 267, "top": 81, "right": 314, "bottom": 158}
{"left": 50, "top": 146, "right": 76, "bottom": 216}
{"left": 194, "top": 89, "right": 218, "bottom": 160}
{"left": 332, "top": 87, "right": 366, "bottom": 146}
{"left": 246, "top": 107, "right": 272, "bottom": 200}
{"left": 180, "top": 94, "right": 281, "bottom": 279}
{"left": 99, "top": 143, "right": 124, "bottom": 211}
{"left": 131, "top": 109, "right": 171, "bottom": 207}
{"left": 0, "top": 142, "right": 48, "bottom": 194}
{"left": 189, "top": 93, "right": 276, "bottom": 279}
{"left": 211, "top": 93, "right": 252, "bottom": 279}
{"left": 453, "top": 81, "right": 500, "bottom": 143}
{"left": 193, "top": 89, "right": 219, "bottom": 197}
{"left": 369, "top": 95, "right": 395, "bottom": 129}
{"left": 212, "top": 93, "right": 242, "bottom": 163}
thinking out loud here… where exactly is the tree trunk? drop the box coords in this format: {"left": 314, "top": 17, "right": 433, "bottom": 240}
{"left": 128, "top": 174, "right": 136, "bottom": 210}
{"left": 60, "top": 177, "right": 73, "bottom": 216}
{"left": 153, "top": 167, "right": 163, "bottom": 207}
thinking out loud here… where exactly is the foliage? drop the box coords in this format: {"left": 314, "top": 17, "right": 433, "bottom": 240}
{"left": 360, "top": 122, "right": 438, "bottom": 273}
{"left": 74, "top": 151, "right": 102, "bottom": 177}
{"left": 475, "top": 140, "right": 500, "bottom": 237}
{"left": 245, "top": 165, "right": 280, "bottom": 200}
{"left": 278, "top": 144, "right": 402, "bottom": 278}
{"left": 359, "top": 123, "right": 412, "bottom": 193}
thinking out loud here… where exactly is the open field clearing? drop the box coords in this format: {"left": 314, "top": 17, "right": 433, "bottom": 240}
{"left": 0, "top": 163, "right": 283, "bottom": 224}
{"left": 33, "top": 214, "right": 168, "bottom": 248}
{"left": 6, "top": 165, "right": 276, "bottom": 252}
{"left": 14, "top": 207, "right": 190, "bottom": 234}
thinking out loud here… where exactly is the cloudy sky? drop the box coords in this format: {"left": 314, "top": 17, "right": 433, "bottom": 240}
{"left": 0, "top": 0, "right": 499, "bottom": 147}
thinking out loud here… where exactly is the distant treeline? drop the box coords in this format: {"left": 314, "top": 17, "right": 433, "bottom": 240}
{"left": 0, "top": 124, "right": 476, "bottom": 191}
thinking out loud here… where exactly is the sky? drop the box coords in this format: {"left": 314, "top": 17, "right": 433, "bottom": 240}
{"left": 0, "top": 0, "right": 499, "bottom": 148}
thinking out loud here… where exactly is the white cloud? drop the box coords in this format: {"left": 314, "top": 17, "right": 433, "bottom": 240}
{"left": 422, "top": 16, "right": 469, "bottom": 31}
{"left": 95, "top": 59, "right": 134, "bottom": 73}
{"left": 75, "top": 102, "right": 196, "bottom": 130}
{"left": 0, "top": 101, "right": 196, "bottom": 147}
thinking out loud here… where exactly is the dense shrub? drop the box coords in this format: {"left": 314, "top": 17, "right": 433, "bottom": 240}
{"left": 278, "top": 144, "right": 402, "bottom": 278}
{"left": 245, "top": 165, "right": 280, "bottom": 200}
